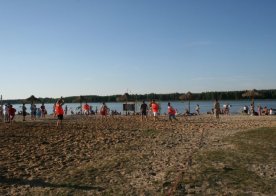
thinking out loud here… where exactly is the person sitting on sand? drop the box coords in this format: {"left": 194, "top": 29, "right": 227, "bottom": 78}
{"left": 243, "top": 105, "right": 248, "bottom": 114}
{"left": 168, "top": 102, "right": 177, "bottom": 121}
{"left": 140, "top": 100, "right": 148, "bottom": 121}
{"left": 55, "top": 98, "right": 65, "bottom": 128}
{"left": 184, "top": 109, "right": 190, "bottom": 116}
{"left": 214, "top": 99, "right": 220, "bottom": 119}
{"left": 151, "top": 100, "right": 159, "bottom": 121}
{"left": 263, "top": 106, "right": 269, "bottom": 115}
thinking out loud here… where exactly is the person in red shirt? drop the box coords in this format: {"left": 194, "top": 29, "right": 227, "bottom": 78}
{"left": 83, "top": 102, "right": 90, "bottom": 115}
{"left": 151, "top": 100, "right": 159, "bottom": 121}
{"left": 55, "top": 98, "right": 64, "bottom": 128}
{"left": 167, "top": 102, "right": 177, "bottom": 121}
{"left": 9, "top": 104, "right": 16, "bottom": 123}
{"left": 100, "top": 102, "right": 109, "bottom": 119}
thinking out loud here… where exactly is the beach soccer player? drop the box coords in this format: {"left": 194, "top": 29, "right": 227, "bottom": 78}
{"left": 83, "top": 102, "right": 90, "bottom": 115}
{"left": 55, "top": 98, "right": 65, "bottom": 128}
{"left": 140, "top": 100, "right": 148, "bottom": 121}
{"left": 151, "top": 100, "right": 159, "bottom": 121}
{"left": 168, "top": 102, "right": 177, "bottom": 121}
{"left": 9, "top": 105, "right": 16, "bottom": 123}
{"left": 100, "top": 102, "right": 108, "bottom": 118}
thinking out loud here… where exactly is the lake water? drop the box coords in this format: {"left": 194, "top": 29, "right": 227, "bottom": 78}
{"left": 9, "top": 100, "right": 276, "bottom": 115}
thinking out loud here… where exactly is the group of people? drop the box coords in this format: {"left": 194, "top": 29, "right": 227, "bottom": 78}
{"left": 1, "top": 103, "right": 17, "bottom": 123}
{"left": 243, "top": 104, "right": 274, "bottom": 116}
{"left": 28, "top": 103, "right": 47, "bottom": 120}
{"left": 140, "top": 100, "right": 178, "bottom": 122}
{"left": 3, "top": 97, "right": 274, "bottom": 128}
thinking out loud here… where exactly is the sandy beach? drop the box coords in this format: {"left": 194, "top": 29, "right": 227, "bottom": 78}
{"left": 0, "top": 114, "right": 275, "bottom": 195}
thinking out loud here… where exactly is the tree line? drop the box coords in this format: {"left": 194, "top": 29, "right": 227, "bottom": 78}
{"left": 2, "top": 89, "right": 276, "bottom": 104}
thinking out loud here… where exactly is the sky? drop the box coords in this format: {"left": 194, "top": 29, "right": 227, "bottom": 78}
{"left": 0, "top": 0, "right": 276, "bottom": 99}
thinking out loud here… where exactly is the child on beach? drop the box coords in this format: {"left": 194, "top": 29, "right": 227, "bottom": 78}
{"left": 55, "top": 98, "right": 65, "bottom": 128}
{"left": 168, "top": 102, "right": 177, "bottom": 121}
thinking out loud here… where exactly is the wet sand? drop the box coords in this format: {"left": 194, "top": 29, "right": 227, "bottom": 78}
{"left": 0, "top": 114, "right": 275, "bottom": 195}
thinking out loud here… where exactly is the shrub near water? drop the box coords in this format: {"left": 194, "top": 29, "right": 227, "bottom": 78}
{"left": 189, "top": 128, "right": 276, "bottom": 194}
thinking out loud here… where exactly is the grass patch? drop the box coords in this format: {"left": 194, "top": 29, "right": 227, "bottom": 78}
{"left": 142, "top": 129, "right": 158, "bottom": 137}
{"left": 188, "top": 127, "right": 276, "bottom": 194}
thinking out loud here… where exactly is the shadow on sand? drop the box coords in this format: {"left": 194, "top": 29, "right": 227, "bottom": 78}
{"left": 0, "top": 176, "right": 105, "bottom": 192}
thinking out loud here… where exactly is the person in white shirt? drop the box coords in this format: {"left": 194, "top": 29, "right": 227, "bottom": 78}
{"left": 3, "top": 104, "right": 10, "bottom": 123}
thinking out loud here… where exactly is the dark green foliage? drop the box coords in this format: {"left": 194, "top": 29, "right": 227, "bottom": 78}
{"left": 3, "top": 89, "right": 276, "bottom": 104}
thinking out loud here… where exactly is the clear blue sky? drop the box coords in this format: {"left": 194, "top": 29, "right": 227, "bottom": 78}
{"left": 1, "top": 0, "right": 276, "bottom": 99}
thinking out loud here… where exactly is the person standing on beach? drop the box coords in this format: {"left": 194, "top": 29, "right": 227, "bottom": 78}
{"left": 140, "top": 101, "right": 148, "bottom": 121}
{"left": 53, "top": 102, "right": 56, "bottom": 117}
{"left": 55, "top": 98, "right": 64, "bottom": 128}
{"left": 100, "top": 102, "right": 108, "bottom": 119}
{"left": 214, "top": 99, "right": 220, "bottom": 120}
{"left": 30, "top": 103, "right": 36, "bottom": 120}
{"left": 41, "top": 103, "right": 46, "bottom": 118}
{"left": 22, "top": 103, "right": 27, "bottom": 121}
{"left": 195, "top": 104, "right": 200, "bottom": 115}
{"left": 3, "top": 104, "right": 10, "bottom": 123}
{"left": 83, "top": 102, "right": 90, "bottom": 115}
{"left": 151, "top": 100, "right": 159, "bottom": 121}
{"left": 250, "top": 103, "right": 255, "bottom": 116}
{"left": 9, "top": 105, "right": 16, "bottom": 123}
{"left": 64, "top": 105, "right": 68, "bottom": 115}
{"left": 168, "top": 102, "right": 177, "bottom": 121}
